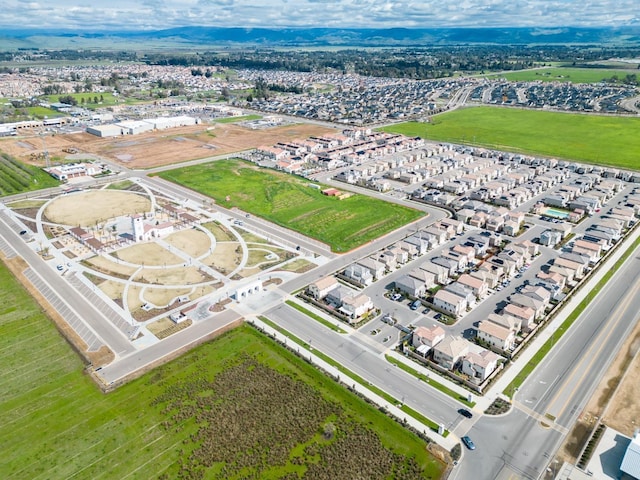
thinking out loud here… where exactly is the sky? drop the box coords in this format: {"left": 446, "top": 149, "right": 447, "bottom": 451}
{"left": 3, "top": 0, "right": 639, "bottom": 30}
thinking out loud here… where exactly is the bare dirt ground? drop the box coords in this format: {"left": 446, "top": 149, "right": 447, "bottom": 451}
{"left": 3, "top": 122, "right": 335, "bottom": 169}
{"left": 142, "top": 286, "right": 192, "bottom": 307}
{"left": 557, "top": 319, "right": 640, "bottom": 463}
{"left": 115, "top": 242, "right": 183, "bottom": 266}
{"left": 204, "top": 242, "right": 241, "bottom": 274}
{"left": 45, "top": 190, "right": 150, "bottom": 227}
{"left": 86, "top": 255, "right": 138, "bottom": 278}
{"left": 164, "top": 229, "right": 211, "bottom": 258}
{"left": 133, "top": 265, "right": 207, "bottom": 285}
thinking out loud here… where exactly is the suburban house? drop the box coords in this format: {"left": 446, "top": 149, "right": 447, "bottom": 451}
{"left": 412, "top": 324, "right": 446, "bottom": 353}
{"left": 343, "top": 264, "right": 374, "bottom": 286}
{"left": 540, "top": 229, "right": 562, "bottom": 246}
{"left": 573, "top": 239, "right": 602, "bottom": 262}
{"left": 477, "top": 321, "right": 516, "bottom": 351}
{"left": 307, "top": 276, "right": 339, "bottom": 300}
{"left": 487, "top": 313, "right": 522, "bottom": 333}
{"left": 444, "top": 282, "right": 476, "bottom": 307}
{"left": 510, "top": 293, "right": 547, "bottom": 319}
{"left": 432, "top": 256, "right": 460, "bottom": 277}
{"left": 503, "top": 303, "right": 537, "bottom": 330}
{"left": 325, "top": 285, "right": 355, "bottom": 306}
{"left": 535, "top": 271, "right": 566, "bottom": 298}
{"left": 553, "top": 257, "right": 586, "bottom": 279}
{"left": 461, "top": 350, "right": 500, "bottom": 383}
{"left": 395, "top": 273, "right": 428, "bottom": 297}
{"left": 457, "top": 274, "right": 488, "bottom": 298}
{"left": 404, "top": 234, "right": 431, "bottom": 255}
{"left": 385, "top": 245, "right": 409, "bottom": 265}
{"left": 356, "top": 257, "right": 386, "bottom": 280}
{"left": 398, "top": 240, "right": 419, "bottom": 258}
{"left": 339, "top": 293, "right": 374, "bottom": 321}
{"left": 433, "top": 335, "right": 470, "bottom": 370}
{"left": 421, "top": 262, "right": 449, "bottom": 284}
{"left": 471, "top": 269, "right": 500, "bottom": 289}
{"left": 433, "top": 289, "right": 468, "bottom": 317}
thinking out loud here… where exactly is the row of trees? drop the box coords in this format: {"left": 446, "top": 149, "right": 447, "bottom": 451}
{"left": 142, "top": 45, "right": 640, "bottom": 80}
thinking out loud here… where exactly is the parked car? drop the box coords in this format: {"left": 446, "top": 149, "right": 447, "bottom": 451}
{"left": 410, "top": 299, "right": 422, "bottom": 310}
{"left": 391, "top": 293, "right": 403, "bottom": 301}
{"left": 56, "top": 264, "right": 64, "bottom": 271}
{"left": 462, "top": 435, "right": 476, "bottom": 450}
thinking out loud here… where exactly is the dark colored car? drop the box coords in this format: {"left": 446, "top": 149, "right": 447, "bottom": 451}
{"left": 458, "top": 408, "right": 473, "bottom": 419}
{"left": 462, "top": 435, "right": 476, "bottom": 450}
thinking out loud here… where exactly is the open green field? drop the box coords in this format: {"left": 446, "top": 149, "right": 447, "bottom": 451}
{"left": 157, "top": 159, "right": 424, "bottom": 252}
{"left": 0, "top": 259, "right": 445, "bottom": 479}
{"left": 41, "top": 92, "right": 120, "bottom": 108}
{"left": 25, "top": 106, "right": 64, "bottom": 118}
{"left": 0, "top": 152, "right": 59, "bottom": 196}
{"left": 382, "top": 106, "right": 640, "bottom": 170}
{"left": 214, "top": 114, "right": 262, "bottom": 123}
{"left": 484, "top": 67, "right": 637, "bottom": 84}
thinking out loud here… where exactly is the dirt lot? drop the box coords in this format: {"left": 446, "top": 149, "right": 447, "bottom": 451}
{"left": 115, "top": 242, "right": 183, "bottom": 267}
{"left": 164, "top": 229, "right": 211, "bottom": 258}
{"left": 45, "top": 190, "right": 150, "bottom": 227}
{"left": 2, "top": 122, "right": 335, "bottom": 169}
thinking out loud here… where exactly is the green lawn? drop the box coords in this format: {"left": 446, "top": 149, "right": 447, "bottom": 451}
{"left": 25, "top": 106, "right": 64, "bottom": 118}
{"left": 483, "top": 67, "right": 638, "bottom": 84}
{"left": 0, "top": 152, "right": 59, "bottom": 196}
{"left": 41, "top": 92, "right": 119, "bottom": 109}
{"left": 0, "top": 258, "right": 445, "bottom": 479}
{"left": 157, "top": 159, "right": 424, "bottom": 252}
{"left": 382, "top": 107, "right": 640, "bottom": 170}
{"left": 214, "top": 114, "right": 262, "bottom": 123}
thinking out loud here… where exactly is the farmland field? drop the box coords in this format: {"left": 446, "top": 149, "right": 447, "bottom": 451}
{"left": 157, "top": 159, "right": 424, "bottom": 252}
{"left": 382, "top": 106, "right": 640, "bottom": 170}
{"left": 0, "top": 152, "right": 59, "bottom": 196}
{"left": 483, "top": 66, "right": 638, "bottom": 84}
{"left": 0, "top": 258, "right": 445, "bottom": 479}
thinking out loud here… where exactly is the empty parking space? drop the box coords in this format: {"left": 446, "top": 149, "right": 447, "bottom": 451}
{"left": 23, "top": 268, "right": 104, "bottom": 351}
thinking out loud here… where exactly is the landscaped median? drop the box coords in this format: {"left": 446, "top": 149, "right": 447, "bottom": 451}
{"left": 504, "top": 232, "right": 640, "bottom": 397}
{"left": 258, "top": 316, "right": 449, "bottom": 437}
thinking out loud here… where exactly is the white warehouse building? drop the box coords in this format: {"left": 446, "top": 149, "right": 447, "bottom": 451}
{"left": 86, "top": 116, "right": 198, "bottom": 137}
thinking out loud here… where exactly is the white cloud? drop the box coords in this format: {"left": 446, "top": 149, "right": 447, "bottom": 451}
{"left": 1, "top": 0, "right": 638, "bottom": 30}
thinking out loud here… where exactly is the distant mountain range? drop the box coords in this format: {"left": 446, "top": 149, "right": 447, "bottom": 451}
{"left": 2, "top": 26, "right": 640, "bottom": 49}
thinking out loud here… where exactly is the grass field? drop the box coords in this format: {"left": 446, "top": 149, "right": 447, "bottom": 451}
{"left": 41, "top": 92, "right": 120, "bottom": 109}
{"left": 214, "top": 114, "right": 262, "bottom": 123}
{"left": 0, "top": 259, "right": 445, "bottom": 479}
{"left": 25, "top": 106, "right": 64, "bottom": 118}
{"left": 382, "top": 106, "right": 640, "bottom": 169}
{"left": 483, "top": 67, "right": 637, "bottom": 84}
{"left": 0, "top": 152, "right": 59, "bottom": 196}
{"left": 157, "top": 159, "right": 424, "bottom": 252}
